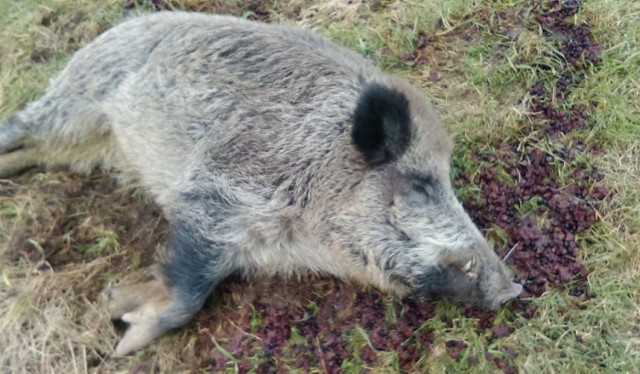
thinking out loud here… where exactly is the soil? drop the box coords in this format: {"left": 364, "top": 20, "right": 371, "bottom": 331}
{"left": 451, "top": 1, "right": 607, "bottom": 367}
{"left": 2, "top": 172, "right": 167, "bottom": 296}
{"left": 2, "top": 0, "right": 607, "bottom": 372}
{"left": 459, "top": 0, "right": 606, "bottom": 302}
{"left": 186, "top": 278, "right": 439, "bottom": 372}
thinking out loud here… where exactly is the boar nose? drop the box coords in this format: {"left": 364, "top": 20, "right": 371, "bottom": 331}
{"left": 505, "top": 282, "right": 523, "bottom": 301}
{"left": 490, "top": 282, "right": 523, "bottom": 310}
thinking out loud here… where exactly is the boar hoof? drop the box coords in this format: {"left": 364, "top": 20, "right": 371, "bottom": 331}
{"left": 105, "top": 280, "right": 166, "bottom": 320}
{"left": 113, "top": 302, "right": 169, "bottom": 357}
{"left": 106, "top": 280, "right": 190, "bottom": 357}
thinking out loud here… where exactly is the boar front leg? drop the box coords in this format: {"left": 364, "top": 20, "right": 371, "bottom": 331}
{"left": 106, "top": 216, "right": 236, "bottom": 357}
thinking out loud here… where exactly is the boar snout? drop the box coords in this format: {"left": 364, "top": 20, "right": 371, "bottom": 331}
{"left": 408, "top": 247, "right": 522, "bottom": 311}
{"left": 486, "top": 281, "right": 523, "bottom": 310}
{"left": 479, "top": 256, "right": 524, "bottom": 310}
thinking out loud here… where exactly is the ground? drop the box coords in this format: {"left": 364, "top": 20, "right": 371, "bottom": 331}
{"left": 0, "top": 0, "right": 638, "bottom": 372}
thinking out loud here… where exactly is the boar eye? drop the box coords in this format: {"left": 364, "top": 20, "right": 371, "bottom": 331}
{"left": 410, "top": 174, "right": 437, "bottom": 196}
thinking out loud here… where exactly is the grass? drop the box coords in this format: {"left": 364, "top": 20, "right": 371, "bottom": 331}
{"left": 1, "top": 0, "right": 638, "bottom": 372}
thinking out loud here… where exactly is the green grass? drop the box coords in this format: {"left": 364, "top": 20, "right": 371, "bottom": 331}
{"left": 0, "top": 0, "right": 638, "bottom": 372}
{"left": 72, "top": 230, "right": 119, "bottom": 256}
{"left": 0, "top": 0, "right": 123, "bottom": 116}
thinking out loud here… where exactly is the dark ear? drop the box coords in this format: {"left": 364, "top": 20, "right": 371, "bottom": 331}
{"left": 352, "top": 83, "right": 412, "bottom": 166}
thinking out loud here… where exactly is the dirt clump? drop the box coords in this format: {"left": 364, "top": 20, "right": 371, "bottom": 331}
{"left": 191, "top": 278, "right": 438, "bottom": 372}
{"left": 457, "top": 0, "right": 606, "bottom": 305}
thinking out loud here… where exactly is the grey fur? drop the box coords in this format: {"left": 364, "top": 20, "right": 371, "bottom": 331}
{"left": 0, "top": 12, "right": 522, "bottom": 356}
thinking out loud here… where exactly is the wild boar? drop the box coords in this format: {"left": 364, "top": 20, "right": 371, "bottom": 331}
{"left": 0, "top": 11, "right": 522, "bottom": 356}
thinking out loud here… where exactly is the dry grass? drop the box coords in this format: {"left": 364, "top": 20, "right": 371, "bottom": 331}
{"left": 1, "top": 0, "right": 638, "bottom": 372}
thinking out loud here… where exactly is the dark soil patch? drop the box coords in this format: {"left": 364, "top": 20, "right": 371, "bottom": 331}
{"left": 450, "top": 0, "right": 606, "bottom": 339}
{"left": 402, "top": 0, "right": 606, "bottom": 369}
{"left": 189, "top": 278, "right": 439, "bottom": 372}
{"left": 458, "top": 0, "right": 606, "bottom": 302}
{"left": 1, "top": 171, "right": 167, "bottom": 296}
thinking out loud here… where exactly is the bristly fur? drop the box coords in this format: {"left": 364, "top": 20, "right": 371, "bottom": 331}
{"left": 0, "top": 11, "right": 522, "bottom": 356}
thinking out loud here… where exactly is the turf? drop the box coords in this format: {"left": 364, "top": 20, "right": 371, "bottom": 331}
{"left": 0, "top": 0, "right": 638, "bottom": 372}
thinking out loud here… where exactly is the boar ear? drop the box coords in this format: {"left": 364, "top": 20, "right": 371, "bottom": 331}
{"left": 352, "top": 83, "right": 412, "bottom": 166}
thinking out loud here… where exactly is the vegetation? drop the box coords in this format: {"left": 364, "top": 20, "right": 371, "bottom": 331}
{"left": 1, "top": 0, "right": 637, "bottom": 372}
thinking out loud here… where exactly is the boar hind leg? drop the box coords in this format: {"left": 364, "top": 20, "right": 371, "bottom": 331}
{"left": 0, "top": 148, "right": 40, "bottom": 177}
{"left": 107, "top": 219, "right": 234, "bottom": 357}
{"left": 0, "top": 94, "right": 115, "bottom": 177}
{"left": 105, "top": 279, "right": 167, "bottom": 320}
{"left": 0, "top": 116, "right": 38, "bottom": 177}
{"left": 0, "top": 115, "right": 27, "bottom": 154}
